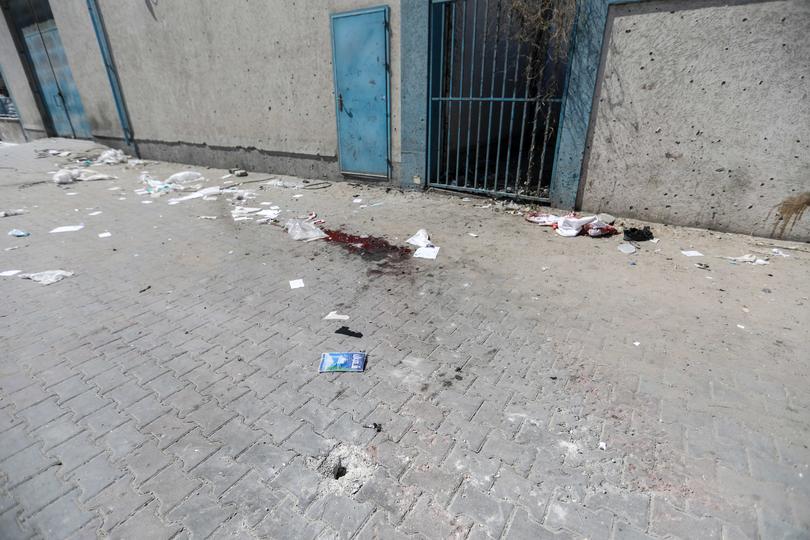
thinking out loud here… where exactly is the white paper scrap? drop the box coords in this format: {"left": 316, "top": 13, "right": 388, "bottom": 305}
{"left": 414, "top": 246, "right": 440, "bottom": 260}
{"left": 289, "top": 279, "right": 305, "bottom": 289}
{"left": 49, "top": 224, "right": 84, "bottom": 233}
{"left": 98, "top": 232, "right": 112, "bottom": 238}
{"left": 681, "top": 250, "right": 704, "bottom": 257}
{"left": 88, "top": 211, "right": 102, "bottom": 216}
{"left": 0, "top": 270, "right": 21, "bottom": 277}
{"left": 324, "top": 311, "right": 350, "bottom": 321}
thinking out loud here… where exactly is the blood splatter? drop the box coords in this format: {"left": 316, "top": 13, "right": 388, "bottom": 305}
{"left": 323, "top": 229, "right": 410, "bottom": 261}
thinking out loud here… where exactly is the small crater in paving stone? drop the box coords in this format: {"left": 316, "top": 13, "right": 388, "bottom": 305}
{"left": 312, "top": 444, "right": 376, "bottom": 496}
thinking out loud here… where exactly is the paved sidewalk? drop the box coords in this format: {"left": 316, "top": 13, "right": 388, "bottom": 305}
{"left": 1, "top": 139, "right": 808, "bottom": 539}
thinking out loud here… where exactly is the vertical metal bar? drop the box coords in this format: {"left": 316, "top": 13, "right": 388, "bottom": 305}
{"left": 472, "top": 0, "right": 490, "bottom": 189}
{"left": 514, "top": 43, "right": 537, "bottom": 191}
{"left": 494, "top": 9, "right": 514, "bottom": 192}
{"left": 444, "top": 2, "right": 456, "bottom": 185}
{"left": 536, "top": 103, "right": 553, "bottom": 196}
{"left": 462, "top": 0, "right": 479, "bottom": 187}
{"left": 453, "top": 0, "right": 468, "bottom": 185}
{"left": 425, "top": 4, "right": 435, "bottom": 187}
{"left": 503, "top": 40, "right": 522, "bottom": 192}
{"left": 435, "top": 3, "right": 447, "bottom": 184}
{"left": 483, "top": 0, "right": 503, "bottom": 192}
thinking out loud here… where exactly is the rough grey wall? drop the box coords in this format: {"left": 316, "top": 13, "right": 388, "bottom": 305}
{"left": 0, "top": 15, "right": 45, "bottom": 137}
{"left": 0, "top": 117, "right": 26, "bottom": 142}
{"left": 64, "top": 0, "right": 401, "bottom": 179}
{"left": 581, "top": 0, "right": 810, "bottom": 241}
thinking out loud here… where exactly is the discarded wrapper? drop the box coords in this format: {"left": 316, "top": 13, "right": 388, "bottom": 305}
{"left": 319, "top": 352, "right": 367, "bottom": 373}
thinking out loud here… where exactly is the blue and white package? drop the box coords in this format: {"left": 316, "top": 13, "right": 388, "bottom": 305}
{"left": 319, "top": 352, "right": 367, "bottom": 373}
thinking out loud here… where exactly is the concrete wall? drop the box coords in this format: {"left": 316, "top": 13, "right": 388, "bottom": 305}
{"left": 0, "top": 117, "right": 26, "bottom": 142}
{"left": 580, "top": 0, "right": 810, "bottom": 241}
{"left": 0, "top": 15, "right": 46, "bottom": 138}
{"left": 50, "top": 0, "right": 401, "bottom": 181}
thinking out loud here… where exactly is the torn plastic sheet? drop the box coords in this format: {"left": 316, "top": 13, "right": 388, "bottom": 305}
{"left": 49, "top": 224, "right": 84, "bottom": 233}
{"left": 285, "top": 219, "right": 327, "bottom": 241}
{"left": 166, "top": 171, "right": 204, "bottom": 184}
{"left": 19, "top": 270, "right": 74, "bottom": 285}
{"left": 167, "top": 186, "right": 221, "bottom": 204}
{"left": 722, "top": 254, "right": 770, "bottom": 265}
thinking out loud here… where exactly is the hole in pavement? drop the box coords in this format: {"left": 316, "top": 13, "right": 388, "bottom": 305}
{"left": 333, "top": 463, "right": 347, "bottom": 480}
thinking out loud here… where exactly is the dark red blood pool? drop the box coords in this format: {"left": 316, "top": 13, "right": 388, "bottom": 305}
{"left": 323, "top": 229, "right": 410, "bottom": 261}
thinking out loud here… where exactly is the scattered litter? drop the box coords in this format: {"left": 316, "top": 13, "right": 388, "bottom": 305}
{"left": 260, "top": 202, "right": 273, "bottom": 206}
{"left": 66, "top": 192, "right": 78, "bottom": 196}
{"left": 95, "top": 149, "right": 127, "bottom": 165}
{"left": 230, "top": 169, "right": 248, "bottom": 177}
{"left": 722, "top": 254, "right": 769, "bottom": 265}
{"left": 198, "top": 215, "right": 217, "bottom": 220}
{"left": 19, "top": 270, "right": 74, "bottom": 285}
{"left": 285, "top": 219, "right": 327, "bottom": 241}
{"left": 363, "top": 422, "right": 382, "bottom": 432}
{"left": 335, "top": 326, "right": 363, "bottom": 338}
{"left": 108, "top": 186, "right": 120, "bottom": 191}
{"left": 650, "top": 238, "right": 660, "bottom": 244}
{"left": 256, "top": 208, "right": 281, "bottom": 219}
{"left": 319, "top": 352, "right": 367, "bottom": 373}
{"left": 266, "top": 178, "right": 303, "bottom": 189}
{"left": 292, "top": 194, "right": 304, "bottom": 198}
{"left": 8, "top": 229, "right": 30, "bottom": 237}
{"left": 88, "top": 211, "right": 102, "bottom": 216}
{"left": 324, "top": 311, "right": 350, "bottom": 321}
{"left": 4, "top": 246, "right": 20, "bottom": 251}
{"left": 139, "top": 285, "right": 151, "bottom": 293}
{"left": 694, "top": 262, "right": 710, "bottom": 270}
{"left": 618, "top": 243, "right": 636, "bottom": 254}
{"left": 0, "top": 209, "right": 25, "bottom": 218}
{"left": 633, "top": 341, "right": 640, "bottom": 347}
{"left": 353, "top": 198, "right": 363, "bottom": 204}
{"left": 49, "top": 224, "right": 84, "bottom": 233}
{"left": 414, "top": 245, "right": 440, "bottom": 259}
{"left": 598, "top": 441, "right": 607, "bottom": 451}
{"left": 0, "top": 270, "right": 21, "bottom": 277}
{"left": 681, "top": 250, "right": 704, "bottom": 257}
{"left": 407, "top": 229, "right": 432, "bottom": 248}
{"left": 623, "top": 226, "right": 654, "bottom": 242}
{"left": 771, "top": 248, "right": 790, "bottom": 257}
{"left": 737, "top": 324, "right": 745, "bottom": 329}
{"left": 289, "top": 279, "right": 305, "bottom": 289}
{"left": 468, "top": 233, "right": 479, "bottom": 237}
{"left": 141, "top": 200, "right": 153, "bottom": 204}
{"left": 98, "top": 232, "right": 112, "bottom": 238}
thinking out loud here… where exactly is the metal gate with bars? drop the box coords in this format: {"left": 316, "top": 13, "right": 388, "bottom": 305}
{"left": 426, "top": 0, "right": 572, "bottom": 201}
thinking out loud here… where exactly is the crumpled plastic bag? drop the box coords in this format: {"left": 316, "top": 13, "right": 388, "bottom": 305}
{"left": 285, "top": 219, "right": 327, "bottom": 241}
{"left": 168, "top": 186, "right": 221, "bottom": 204}
{"left": 722, "top": 254, "right": 770, "bottom": 265}
{"left": 95, "top": 149, "right": 127, "bottom": 165}
{"left": 19, "top": 270, "right": 74, "bottom": 285}
{"left": 53, "top": 168, "right": 116, "bottom": 184}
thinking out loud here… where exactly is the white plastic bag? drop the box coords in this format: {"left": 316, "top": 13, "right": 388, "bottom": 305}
{"left": 95, "top": 149, "right": 127, "bottom": 165}
{"left": 19, "top": 270, "right": 74, "bottom": 285}
{"left": 285, "top": 219, "right": 327, "bottom": 241}
{"left": 406, "top": 229, "right": 431, "bottom": 248}
{"left": 166, "top": 171, "right": 204, "bottom": 184}
{"left": 52, "top": 169, "right": 81, "bottom": 184}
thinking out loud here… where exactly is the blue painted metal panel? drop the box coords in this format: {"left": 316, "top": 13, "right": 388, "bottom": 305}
{"left": 331, "top": 7, "right": 390, "bottom": 177}
{"left": 21, "top": 20, "right": 91, "bottom": 139}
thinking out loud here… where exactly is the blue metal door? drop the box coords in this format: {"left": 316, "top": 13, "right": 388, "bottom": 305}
{"left": 331, "top": 7, "right": 390, "bottom": 178}
{"left": 22, "top": 19, "right": 91, "bottom": 139}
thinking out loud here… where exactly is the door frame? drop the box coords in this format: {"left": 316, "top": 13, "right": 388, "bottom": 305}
{"left": 329, "top": 5, "right": 391, "bottom": 179}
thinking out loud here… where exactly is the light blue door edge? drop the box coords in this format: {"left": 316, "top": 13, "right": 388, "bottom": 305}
{"left": 549, "top": 0, "right": 646, "bottom": 209}
{"left": 330, "top": 6, "right": 391, "bottom": 178}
